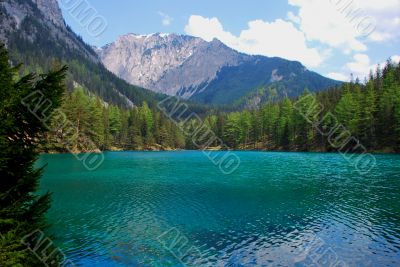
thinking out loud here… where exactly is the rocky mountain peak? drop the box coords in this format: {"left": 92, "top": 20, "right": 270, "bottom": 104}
{"left": 97, "top": 32, "right": 207, "bottom": 93}
{"left": 97, "top": 32, "right": 340, "bottom": 104}
{"left": 31, "top": 0, "right": 65, "bottom": 28}
{"left": 1, "top": 0, "right": 98, "bottom": 62}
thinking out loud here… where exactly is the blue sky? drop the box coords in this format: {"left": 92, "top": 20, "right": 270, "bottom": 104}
{"left": 59, "top": 0, "right": 400, "bottom": 81}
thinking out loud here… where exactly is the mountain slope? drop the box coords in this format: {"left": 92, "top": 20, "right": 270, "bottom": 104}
{"left": 97, "top": 33, "right": 341, "bottom": 105}
{"left": 191, "top": 56, "right": 340, "bottom": 105}
{"left": 0, "top": 0, "right": 167, "bottom": 109}
{"left": 97, "top": 34, "right": 247, "bottom": 98}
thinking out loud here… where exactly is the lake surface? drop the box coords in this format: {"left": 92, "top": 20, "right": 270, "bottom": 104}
{"left": 38, "top": 151, "right": 400, "bottom": 266}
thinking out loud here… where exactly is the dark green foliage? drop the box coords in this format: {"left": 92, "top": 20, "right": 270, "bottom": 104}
{"left": 202, "top": 60, "right": 400, "bottom": 152}
{"left": 4, "top": 12, "right": 213, "bottom": 117}
{"left": 44, "top": 88, "right": 187, "bottom": 152}
{"left": 0, "top": 45, "right": 66, "bottom": 266}
{"left": 23, "top": 57, "right": 400, "bottom": 154}
{"left": 190, "top": 56, "right": 341, "bottom": 105}
{"left": 7, "top": 15, "right": 162, "bottom": 109}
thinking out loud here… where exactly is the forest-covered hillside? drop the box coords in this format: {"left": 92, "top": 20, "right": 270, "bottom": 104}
{"left": 42, "top": 60, "right": 399, "bottom": 153}
{"left": 202, "top": 61, "right": 400, "bottom": 153}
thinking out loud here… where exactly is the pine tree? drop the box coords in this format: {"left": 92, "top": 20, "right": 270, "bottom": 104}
{"left": 118, "top": 110, "right": 130, "bottom": 149}
{"left": 261, "top": 103, "right": 280, "bottom": 148}
{"left": 294, "top": 92, "right": 318, "bottom": 150}
{"left": 173, "top": 127, "right": 186, "bottom": 149}
{"left": 335, "top": 84, "right": 361, "bottom": 135}
{"left": 251, "top": 110, "right": 262, "bottom": 149}
{"left": 109, "top": 105, "right": 122, "bottom": 146}
{"left": 392, "top": 65, "right": 400, "bottom": 151}
{"left": 66, "top": 87, "right": 91, "bottom": 152}
{"left": 0, "top": 45, "right": 66, "bottom": 265}
{"left": 239, "top": 111, "right": 252, "bottom": 148}
{"left": 278, "top": 97, "right": 294, "bottom": 149}
{"left": 377, "top": 68, "right": 397, "bottom": 148}
{"left": 359, "top": 81, "right": 377, "bottom": 148}
{"left": 88, "top": 97, "right": 105, "bottom": 148}
{"left": 140, "top": 102, "right": 154, "bottom": 147}
{"left": 223, "top": 113, "right": 241, "bottom": 148}
{"left": 102, "top": 106, "right": 111, "bottom": 150}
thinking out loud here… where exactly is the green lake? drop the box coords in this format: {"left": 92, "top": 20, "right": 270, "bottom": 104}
{"left": 37, "top": 151, "right": 400, "bottom": 266}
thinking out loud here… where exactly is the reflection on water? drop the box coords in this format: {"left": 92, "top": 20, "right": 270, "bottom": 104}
{"left": 37, "top": 151, "right": 400, "bottom": 266}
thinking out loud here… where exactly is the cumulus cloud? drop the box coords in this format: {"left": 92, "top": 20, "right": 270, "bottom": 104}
{"left": 158, "top": 12, "right": 173, "bottom": 26}
{"left": 327, "top": 72, "right": 349, "bottom": 81}
{"left": 288, "top": 0, "right": 400, "bottom": 52}
{"left": 184, "top": 1, "right": 398, "bottom": 74}
{"left": 328, "top": 54, "right": 400, "bottom": 82}
{"left": 184, "top": 15, "right": 324, "bottom": 68}
{"left": 390, "top": 55, "right": 400, "bottom": 63}
{"left": 184, "top": 16, "right": 237, "bottom": 43}
{"left": 369, "top": 55, "right": 400, "bottom": 73}
{"left": 346, "top": 54, "right": 372, "bottom": 77}
{"left": 287, "top": 11, "right": 301, "bottom": 24}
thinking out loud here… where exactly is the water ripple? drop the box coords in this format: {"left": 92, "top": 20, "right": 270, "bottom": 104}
{"left": 37, "top": 151, "right": 400, "bottom": 266}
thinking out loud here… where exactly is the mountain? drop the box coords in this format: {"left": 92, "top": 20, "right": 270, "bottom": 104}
{"left": 0, "top": 0, "right": 169, "bottom": 109}
{"left": 1, "top": 0, "right": 98, "bottom": 62}
{"left": 0, "top": 0, "right": 340, "bottom": 109}
{"left": 97, "top": 34, "right": 247, "bottom": 99}
{"left": 97, "top": 33, "right": 341, "bottom": 105}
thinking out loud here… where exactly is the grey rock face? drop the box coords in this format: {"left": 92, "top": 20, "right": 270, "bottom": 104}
{"left": 97, "top": 33, "right": 340, "bottom": 105}
{"left": 0, "top": 0, "right": 98, "bottom": 62}
{"left": 0, "top": 1, "right": 29, "bottom": 44}
{"left": 97, "top": 33, "right": 248, "bottom": 98}
{"left": 31, "top": 0, "right": 65, "bottom": 28}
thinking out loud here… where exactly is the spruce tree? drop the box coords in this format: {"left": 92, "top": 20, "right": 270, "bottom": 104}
{"left": 140, "top": 102, "right": 154, "bottom": 147}
{"left": 359, "top": 81, "right": 377, "bottom": 149}
{"left": 88, "top": 97, "right": 105, "bottom": 148}
{"left": 0, "top": 45, "right": 66, "bottom": 265}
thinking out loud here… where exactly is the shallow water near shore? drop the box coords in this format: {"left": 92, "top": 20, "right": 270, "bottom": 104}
{"left": 37, "top": 151, "right": 400, "bottom": 266}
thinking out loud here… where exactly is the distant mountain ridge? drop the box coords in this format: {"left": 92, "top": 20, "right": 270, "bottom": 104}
{"left": 0, "top": 0, "right": 341, "bottom": 109}
{"left": 0, "top": 0, "right": 168, "bottom": 109}
{"left": 96, "top": 33, "right": 247, "bottom": 98}
{"left": 97, "top": 33, "right": 342, "bottom": 105}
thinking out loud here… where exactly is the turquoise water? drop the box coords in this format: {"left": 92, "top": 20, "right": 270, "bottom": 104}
{"left": 38, "top": 151, "right": 400, "bottom": 266}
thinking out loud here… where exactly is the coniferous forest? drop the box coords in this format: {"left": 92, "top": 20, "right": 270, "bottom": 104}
{"left": 206, "top": 61, "right": 400, "bottom": 153}
{"left": 0, "top": 45, "right": 67, "bottom": 265}
{"left": 1, "top": 0, "right": 400, "bottom": 265}
{"left": 42, "top": 87, "right": 186, "bottom": 152}
{"left": 4, "top": 2, "right": 397, "bottom": 154}
{"left": 42, "top": 60, "right": 400, "bottom": 154}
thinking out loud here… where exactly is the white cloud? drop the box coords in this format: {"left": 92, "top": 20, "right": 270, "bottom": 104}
{"left": 369, "top": 55, "right": 400, "bottom": 73}
{"left": 328, "top": 54, "right": 400, "bottom": 82}
{"left": 158, "top": 12, "right": 173, "bottom": 26}
{"left": 287, "top": 11, "right": 301, "bottom": 24}
{"left": 391, "top": 55, "right": 400, "bottom": 63}
{"left": 184, "top": 15, "right": 324, "bottom": 68}
{"left": 327, "top": 72, "right": 349, "bottom": 81}
{"left": 288, "top": 0, "right": 400, "bottom": 52}
{"left": 356, "top": 0, "right": 399, "bottom": 10}
{"left": 358, "top": 1, "right": 400, "bottom": 43}
{"left": 346, "top": 53, "right": 371, "bottom": 76}
{"left": 288, "top": 0, "right": 367, "bottom": 52}
{"left": 184, "top": 16, "right": 237, "bottom": 43}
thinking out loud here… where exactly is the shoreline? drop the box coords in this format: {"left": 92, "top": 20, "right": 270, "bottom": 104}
{"left": 40, "top": 148, "right": 399, "bottom": 155}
